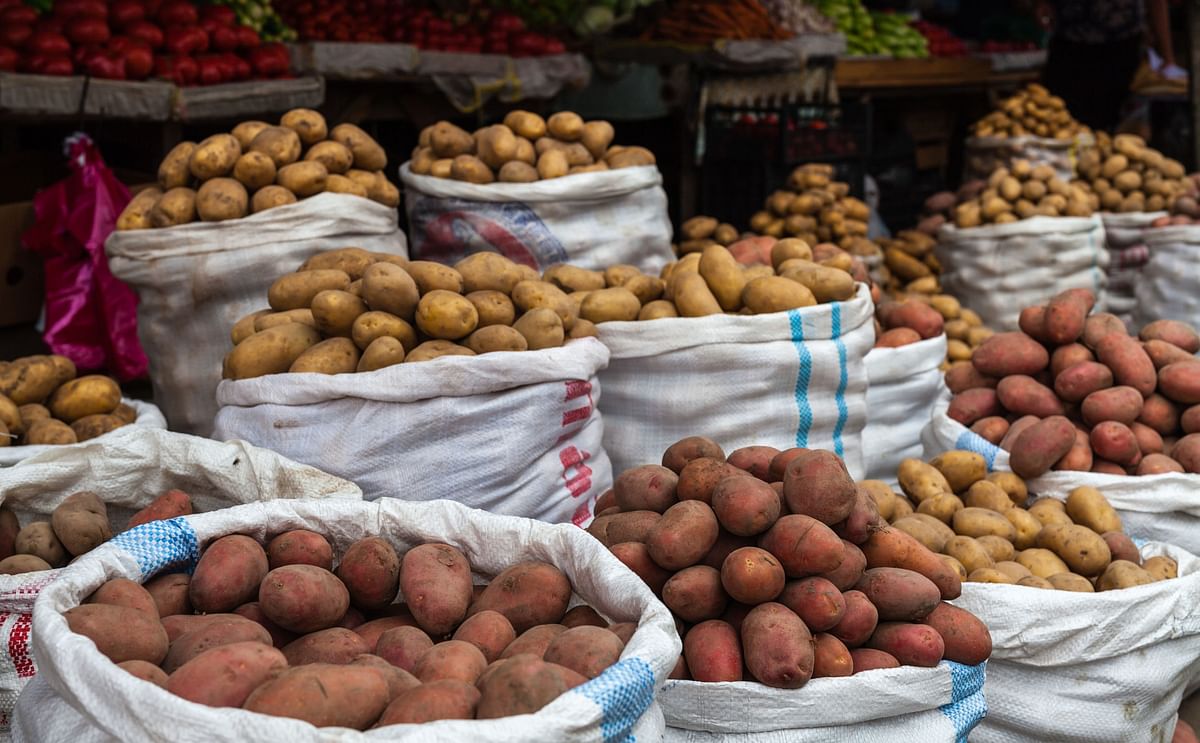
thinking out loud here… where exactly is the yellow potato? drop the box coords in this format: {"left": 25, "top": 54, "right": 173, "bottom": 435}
{"left": 358, "top": 262, "right": 419, "bottom": 324}
{"left": 977, "top": 535, "right": 1016, "bottom": 563}
{"left": 465, "top": 325, "right": 529, "bottom": 354}
{"left": 280, "top": 108, "right": 328, "bottom": 146}
{"left": 357, "top": 336, "right": 406, "bottom": 372}
{"left": 304, "top": 141, "right": 353, "bottom": 174}
{"left": 47, "top": 376, "right": 121, "bottom": 423}
{"left": 249, "top": 126, "right": 302, "bottom": 168}
{"left": 330, "top": 123, "right": 387, "bottom": 171}
{"left": 276, "top": 161, "right": 328, "bottom": 198}
{"left": 1048, "top": 573, "right": 1095, "bottom": 592}
{"left": 24, "top": 418, "right": 77, "bottom": 445}
{"left": 1016, "top": 548, "right": 1070, "bottom": 579}
{"left": 512, "top": 281, "right": 578, "bottom": 330}
{"left": 638, "top": 300, "right": 678, "bottom": 321}
{"left": 698, "top": 245, "right": 745, "bottom": 311}
{"left": 544, "top": 265, "right": 605, "bottom": 293}
{"left": 503, "top": 111, "right": 547, "bottom": 141}
{"left": 1028, "top": 499, "right": 1074, "bottom": 528}
{"left": 1064, "top": 487, "right": 1122, "bottom": 534}
{"left": 779, "top": 262, "right": 855, "bottom": 303}
{"left": 916, "top": 493, "right": 964, "bottom": 524}
{"left": 537, "top": 150, "right": 568, "bottom": 180}
{"left": 415, "top": 290, "right": 479, "bottom": 340}
{"left": 930, "top": 451, "right": 987, "bottom": 493}
{"left": 289, "top": 337, "right": 359, "bottom": 374}
{"left": 196, "top": 178, "right": 249, "bottom": 222}
{"left": 945, "top": 535, "right": 996, "bottom": 574}
{"left": 232, "top": 152, "right": 277, "bottom": 191}
{"left": 223, "top": 323, "right": 322, "bottom": 380}
{"left": 405, "top": 340, "right": 475, "bottom": 363}
{"left": 897, "top": 459, "right": 953, "bottom": 504}
{"left": 580, "top": 288, "right": 640, "bottom": 324}
{"left": 1037, "top": 524, "right": 1111, "bottom": 577}
{"left": 994, "top": 560, "right": 1032, "bottom": 582}
{"left": 475, "top": 125, "right": 519, "bottom": 170}
{"left": 513, "top": 308, "right": 564, "bottom": 350}
{"left": 939, "top": 554, "right": 968, "bottom": 581}
{"left": 0, "top": 394, "right": 22, "bottom": 436}
{"left": 952, "top": 508, "right": 1017, "bottom": 541}
{"left": 499, "top": 161, "right": 538, "bottom": 183}
{"left": 967, "top": 568, "right": 1014, "bottom": 584}
{"left": 299, "top": 248, "right": 376, "bottom": 280}
{"left": 892, "top": 515, "right": 952, "bottom": 552}
{"left": 455, "top": 253, "right": 523, "bottom": 294}
{"left": 547, "top": 112, "right": 584, "bottom": 142}
{"left": 742, "top": 276, "right": 816, "bottom": 314}
{"left": 231, "top": 121, "right": 269, "bottom": 151}
{"left": 268, "top": 269, "right": 351, "bottom": 311}
{"left": 451, "top": 155, "right": 494, "bottom": 184}
{"left": 309, "top": 290, "right": 367, "bottom": 338}
{"left": 157, "top": 142, "right": 196, "bottom": 189}
{"left": 580, "top": 121, "right": 615, "bottom": 161}
{"left": 671, "top": 273, "right": 721, "bottom": 317}
{"left": 251, "top": 185, "right": 297, "bottom": 214}
{"left": 351, "top": 311, "right": 417, "bottom": 353}
{"left": 1004, "top": 508, "right": 1042, "bottom": 550}
{"left": 149, "top": 188, "right": 197, "bottom": 228}
{"left": 115, "top": 187, "right": 163, "bottom": 231}
{"left": 466, "top": 291, "right": 516, "bottom": 328}
{"left": 986, "top": 472, "right": 1028, "bottom": 506}
{"left": 1097, "top": 560, "right": 1154, "bottom": 591}
{"left": 404, "top": 261, "right": 464, "bottom": 295}
{"left": 1141, "top": 555, "right": 1177, "bottom": 581}
{"left": 962, "top": 481, "right": 1012, "bottom": 512}
{"left": 325, "top": 174, "right": 368, "bottom": 198}
{"left": 254, "top": 309, "right": 316, "bottom": 333}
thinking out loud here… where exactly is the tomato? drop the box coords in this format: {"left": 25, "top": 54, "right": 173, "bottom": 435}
{"left": 66, "top": 17, "right": 110, "bottom": 45}
{"left": 0, "top": 23, "right": 31, "bottom": 49}
{"left": 127, "top": 20, "right": 163, "bottom": 48}
{"left": 110, "top": 0, "right": 145, "bottom": 29}
{"left": 0, "top": 45, "right": 16, "bottom": 71}
{"left": 123, "top": 41, "right": 153, "bottom": 78}
{"left": 25, "top": 30, "right": 71, "bottom": 57}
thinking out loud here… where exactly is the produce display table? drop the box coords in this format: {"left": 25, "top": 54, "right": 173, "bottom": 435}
{"left": 591, "top": 33, "right": 846, "bottom": 71}
{"left": 0, "top": 72, "right": 325, "bottom": 122}
{"left": 835, "top": 56, "right": 994, "bottom": 90}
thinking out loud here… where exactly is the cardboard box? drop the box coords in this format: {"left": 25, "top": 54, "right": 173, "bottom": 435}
{"left": 0, "top": 201, "right": 42, "bottom": 328}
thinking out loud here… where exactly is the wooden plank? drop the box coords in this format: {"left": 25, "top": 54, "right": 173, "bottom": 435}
{"left": 836, "top": 57, "right": 992, "bottom": 90}
{"left": 172, "top": 76, "right": 325, "bottom": 122}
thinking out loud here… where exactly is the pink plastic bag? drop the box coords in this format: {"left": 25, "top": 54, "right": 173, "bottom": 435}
{"left": 22, "top": 133, "right": 147, "bottom": 381}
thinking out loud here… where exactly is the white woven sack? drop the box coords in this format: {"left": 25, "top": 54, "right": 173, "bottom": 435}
{"left": 0, "top": 398, "right": 165, "bottom": 467}
{"left": 922, "top": 392, "right": 1200, "bottom": 554}
{"left": 1103, "top": 212, "right": 1164, "bottom": 324}
{"left": 1135, "top": 225, "right": 1200, "bottom": 332}
{"left": 935, "top": 215, "right": 1107, "bottom": 332}
{"left": 0, "top": 425, "right": 361, "bottom": 738}
{"left": 214, "top": 338, "right": 612, "bottom": 525}
{"left": 952, "top": 541, "right": 1200, "bottom": 743}
{"left": 13, "top": 497, "right": 680, "bottom": 743}
{"left": 660, "top": 660, "right": 985, "bottom": 743}
{"left": 595, "top": 284, "right": 874, "bottom": 479}
{"left": 862, "top": 335, "right": 947, "bottom": 483}
{"left": 964, "top": 134, "right": 1092, "bottom": 182}
{"left": 400, "top": 163, "right": 675, "bottom": 274}
{"left": 1103, "top": 212, "right": 1167, "bottom": 250}
{"left": 106, "top": 193, "right": 409, "bottom": 437}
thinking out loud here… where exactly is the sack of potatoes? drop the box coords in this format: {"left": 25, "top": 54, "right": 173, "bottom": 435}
{"left": 746, "top": 164, "right": 882, "bottom": 261}
{"left": 117, "top": 109, "right": 399, "bottom": 230}
{"left": 0, "top": 355, "right": 145, "bottom": 448}
{"left": 409, "top": 112, "right": 654, "bottom": 184}
{"left": 943, "top": 287, "right": 1200, "bottom": 478}
{"left": 26, "top": 498, "right": 677, "bottom": 740}
{"left": 1075, "top": 132, "right": 1189, "bottom": 214}
{"left": 588, "top": 436, "right": 992, "bottom": 688}
{"left": 971, "top": 83, "right": 1087, "bottom": 141}
{"left": 954, "top": 160, "right": 1096, "bottom": 227}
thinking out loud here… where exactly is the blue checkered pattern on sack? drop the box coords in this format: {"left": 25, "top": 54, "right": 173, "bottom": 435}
{"left": 939, "top": 661, "right": 987, "bottom": 743}
{"left": 954, "top": 430, "right": 999, "bottom": 471}
{"left": 109, "top": 517, "right": 200, "bottom": 579}
{"left": 573, "top": 657, "right": 655, "bottom": 743}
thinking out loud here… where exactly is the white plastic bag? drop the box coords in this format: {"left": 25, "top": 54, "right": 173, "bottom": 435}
{"left": 1135, "top": 224, "right": 1200, "bottom": 332}
{"left": 106, "top": 193, "right": 408, "bottom": 437}
{"left": 660, "top": 660, "right": 986, "bottom": 742}
{"left": 0, "top": 425, "right": 361, "bottom": 737}
{"left": 0, "top": 398, "right": 165, "bottom": 467}
{"left": 1102, "top": 212, "right": 1164, "bottom": 324}
{"left": 952, "top": 541, "right": 1200, "bottom": 743}
{"left": 214, "top": 338, "right": 612, "bottom": 525}
{"left": 595, "top": 285, "right": 874, "bottom": 479}
{"left": 400, "top": 163, "right": 675, "bottom": 274}
{"left": 935, "top": 215, "right": 1107, "bottom": 332}
{"left": 862, "top": 335, "right": 948, "bottom": 483}
{"left": 964, "top": 134, "right": 1093, "bottom": 182}
{"left": 922, "top": 392, "right": 1200, "bottom": 555}
{"left": 14, "top": 497, "right": 681, "bottom": 743}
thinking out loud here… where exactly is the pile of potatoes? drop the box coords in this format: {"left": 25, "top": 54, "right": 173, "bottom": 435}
{"left": 954, "top": 160, "right": 1095, "bottom": 228}
{"left": 879, "top": 452, "right": 1179, "bottom": 591}
{"left": 409, "top": 111, "right": 654, "bottom": 184}
{"left": 66, "top": 532, "right": 632, "bottom": 729}
{"left": 117, "top": 109, "right": 399, "bottom": 230}
{"left": 587, "top": 436, "right": 992, "bottom": 686}
{"left": 877, "top": 229, "right": 940, "bottom": 291}
{"left": 947, "top": 287, "right": 1200, "bottom": 477}
{"left": 971, "top": 84, "right": 1086, "bottom": 140}
{"left": 674, "top": 215, "right": 742, "bottom": 255}
{"left": 0, "top": 355, "right": 134, "bottom": 447}
{"left": 747, "top": 164, "right": 881, "bottom": 260}
{"left": 1075, "top": 132, "right": 1189, "bottom": 214}
{"left": 873, "top": 283, "right": 994, "bottom": 363}
{"left": 0, "top": 488, "right": 193, "bottom": 575}
{"left": 224, "top": 248, "right": 604, "bottom": 379}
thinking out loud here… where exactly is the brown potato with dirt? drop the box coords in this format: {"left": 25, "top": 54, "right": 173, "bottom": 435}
{"left": 244, "top": 663, "right": 389, "bottom": 729}
{"left": 65, "top": 603, "right": 169, "bottom": 664}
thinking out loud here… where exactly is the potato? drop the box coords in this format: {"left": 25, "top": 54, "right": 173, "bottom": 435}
{"left": 375, "top": 678, "right": 480, "bottom": 725}
{"left": 1064, "top": 487, "right": 1122, "bottom": 534}
{"left": 897, "top": 459, "right": 954, "bottom": 504}
{"left": 720, "top": 546, "right": 786, "bottom": 605}
{"left": 24, "top": 418, "right": 77, "bottom": 445}
{"left": 780, "top": 262, "right": 856, "bottom": 304}
{"left": 607, "top": 146, "right": 656, "bottom": 169}
{"left": 683, "top": 620, "right": 742, "bottom": 682}
{"left": 191, "top": 177, "right": 249, "bottom": 222}
{"left": 116, "top": 186, "right": 163, "bottom": 230}
{"left": 578, "top": 287, "right": 639, "bottom": 324}
{"left": 244, "top": 663, "right": 389, "bottom": 729}
{"left": 167, "top": 640, "right": 286, "bottom": 708}
{"left": 760, "top": 514, "right": 846, "bottom": 577}
{"left": 308, "top": 290, "right": 366, "bottom": 340}
{"left": 248, "top": 126, "right": 301, "bottom": 169}
{"left": 273, "top": 160, "right": 326, "bottom": 198}
{"left": 148, "top": 187, "right": 197, "bottom": 228}
{"left": 1094, "top": 333, "right": 1157, "bottom": 397}
{"left": 70, "top": 413, "right": 124, "bottom": 442}
{"left": 231, "top": 151, "right": 277, "bottom": 191}
{"left": 46, "top": 491, "right": 109, "bottom": 557}
{"left": 282, "top": 625, "right": 372, "bottom": 666}
{"left": 143, "top": 573, "right": 191, "bottom": 618}
{"left": 65, "top": 603, "right": 169, "bottom": 664}
{"left": 920, "top": 602, "right": 991, "bottom": 665}
{"left": 468, "top": 561, "right": 570, "bottom": 634}
{"left": 971, "top": 332, "right": 1050, "bottom": 377}
{"left": 1010, "top": 416, "right": 1076, "bottom": 478}
{"left": 395, "top": 543, "right": 472, "bottom": 637}
{"left": 513, "top": 307, "right": 564, "bottom": 350}
{"left": 640, "top": 499, "right": 717, "bottom": 571}
{"left": 461, "top": 325, "right": 525, "bottom": 354}
{"left": 0, "top": 554, "right": 51, "bottom": 574}
{"left": 854, "top": 567, "right": 939, "bottom": 622}
{"left": 694, "top": 245, "right": 745, "bottom": 311}
{"left": 404, "top": 340, "right": 475, "bottom": 363}
{"left": 496, "top": 161, "right": 538, "bottom": 183}
{"left": 157, "top": 141, "right": 196, "bottom": 189}
{"left": 330, "top": 123, "right": 386, "bottom": 171}
{"left": 250, "top": 184, "right": 297, "bottom": 213}
{"left": 429, "top": 122, "right": 475, "bottom": 158}
{"left": 782, "top": 449, "right": 857, "bottom": 525}
{"left": 301, "top": 140, "right": 352, "bottom": 174}
{"left": 476, "top": 654, "right": 576, "bottom": 719}
{"left": 413, "top": 290, "right": 478, "bottom": 341}
{"left": 47, "top": 375, "right": 120, "bottom": 423}
{"left": 1140, "top": 319, "right": 1200, "bottom": 353}
{"left": 994, "top": 560, "right": 1031, "bottom": 582}
{"left": 943, "top": 535, "right": 994, "bottom": 575}
{"left": 1045, "top": 572, "right": 1093, "bottom": 592}
{"left": 474, "top": 125, "right": 519, "bottom": 170}
{"left": 1097, "top": 559, "right": 1155, "bottom": 591}
{"left": 1003, "top": 507, "right": 1042, "bottom": 550}
{"left": 1100, "top": 531, "right": 1140, "bottom": 564}
{"left": 511, "top": 280, "right": 578, "bottom": 330}
{"left": 231, "top": 121, "right": 269, "bottom": 151}
{"left": 1037, "top": 524, "right": 1111, "bottom": 577}
{"left": 861, "top": 527, "right": 961, "bottom": 600}
{"left": 741, "top": 602, "right": 813, "bottom": 687}
{"left": 925, "top": 451, "right": 984, "bottom": 494}
{"left": 1142, "top": 555, "right": 1178, "bottom": 581}
{"left": 540, "top": 625, "right": 623, "bottom": 680}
